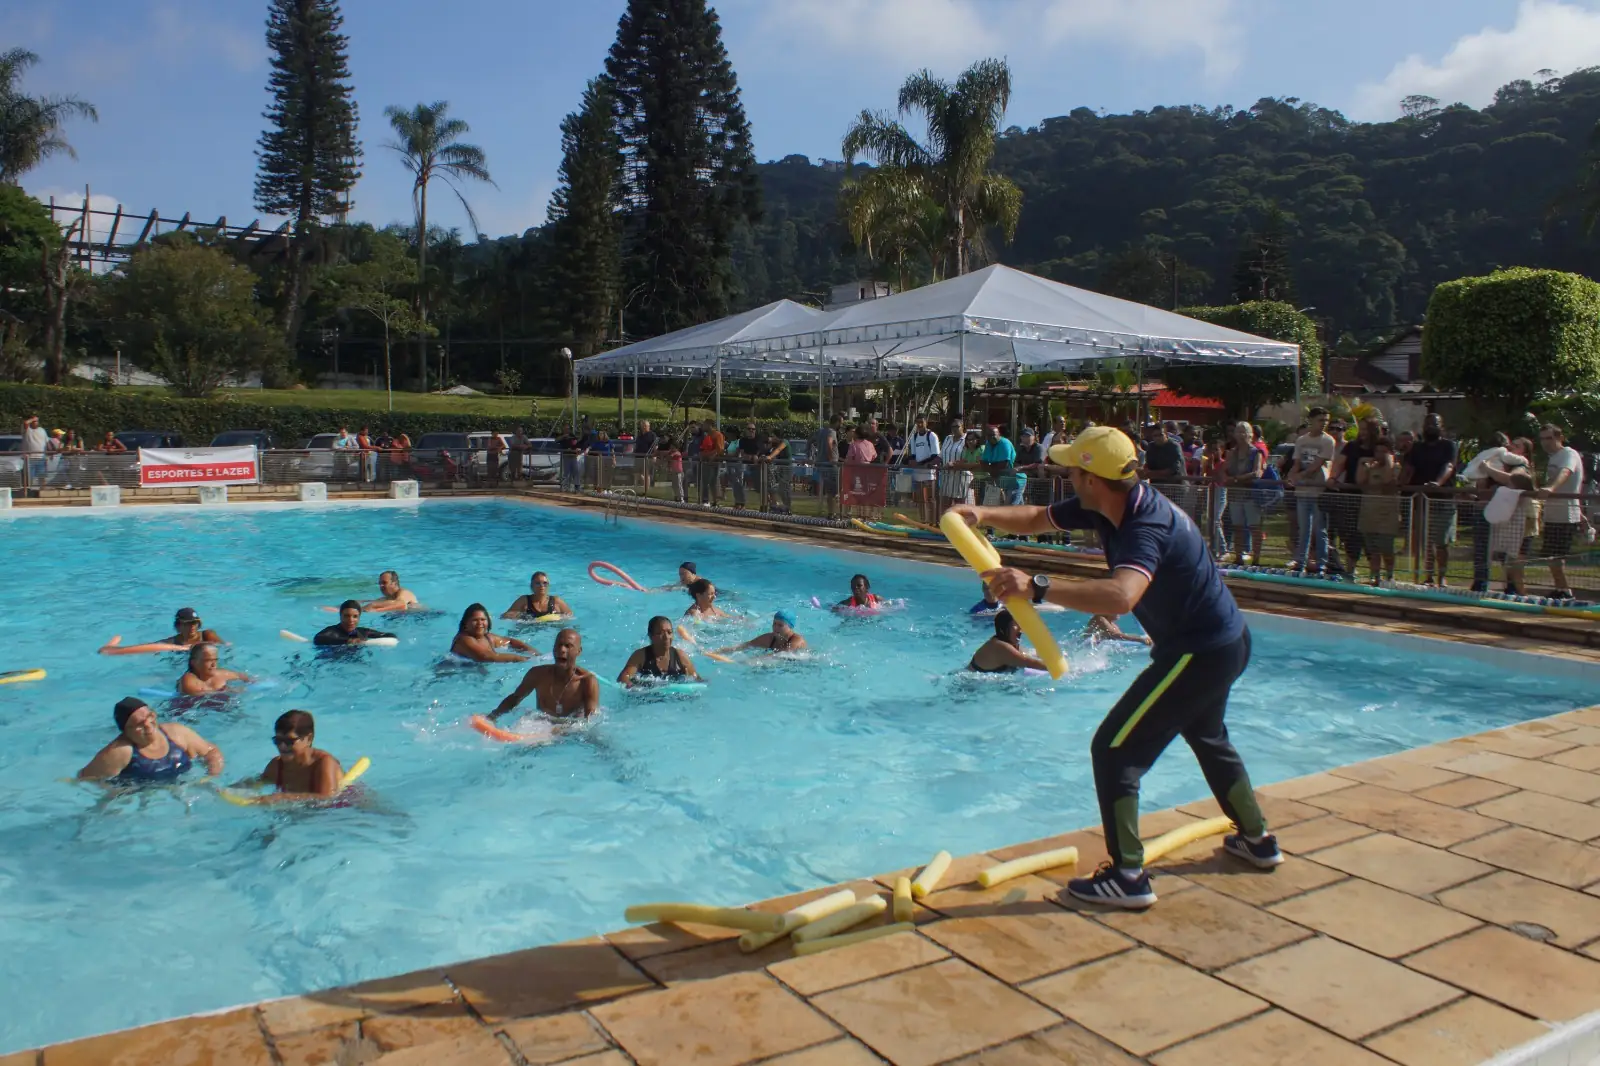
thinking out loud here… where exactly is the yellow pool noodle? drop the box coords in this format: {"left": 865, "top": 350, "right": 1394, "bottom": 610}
{"left": 738, "top": 888, "right": 855, "bottom": 953}
{"left": 938, "top": 512, "right": 1068, "bottom": 679}
{"left": 791, "top": 896, "right": 887, "bottom": 943}
{"left": 893, "top": 877, "right": 914, "bottom": 922}
{"left": 218, "top": 789, "right": 257, "bottom": 807}
{"left": 977, "top": 847, "right": 1079, "bottom": 888}
{"left": 910, "top": 850, "right": 952, "bottom": 899}
{"left": 0, "top": 668, "right": 46, "bottom": 685}
{"left": 533, "top": 614, "right": 564, "bottom": 623}
{"left": 792, "top": 922, "right": 916, "bottom": 957}
{"left": 337, "top": 757, "right": 371, "bottom": 791}
{"left": 623, "top": 903, "right": 785, "bottom": 934}
{"left": 1142, "top": 816, "right": 1235, "bottom": 864}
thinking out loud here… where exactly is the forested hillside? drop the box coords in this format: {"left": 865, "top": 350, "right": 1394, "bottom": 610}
{"left": 736, "top": 70, "right": 1600, "bottom": 346}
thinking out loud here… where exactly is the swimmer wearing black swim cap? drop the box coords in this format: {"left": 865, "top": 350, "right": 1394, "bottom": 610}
{"left": 77, "top": 697, "right": 223, "bottom": 782}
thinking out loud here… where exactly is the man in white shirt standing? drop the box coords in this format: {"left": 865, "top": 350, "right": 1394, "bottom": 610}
{"left": 939, "top": 417, "right": 970, "bottom": 514}
{"left": 906, "top": 414, "right": 941, "bottom": 525}
{"left": 21, "top": 414, "right": 47, "bottom": 496}
{"left": 1288, "top": 407, "right": 1337, "bottom": 574}
{"left": 1041, "top": 414, "right": 1068, "bottom": 453}
{"left": 1536, "top": 424, "right": 1586, "bottom": 598}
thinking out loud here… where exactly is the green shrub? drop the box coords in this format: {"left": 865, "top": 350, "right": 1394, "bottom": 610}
{"left": 753, "top": 398, "right": 790, "bottom": 419}
{"left": 787, "top": 392, "right": 819, "bottom": 413}
{"left": 1162, "top": 302, "right": 1322, "bottom": 418}
{"left": 0, "top": 384, "right": 821, "bottom": 447}
{"left": 1423, "top": 268, "right": 1600, "bottom": 413}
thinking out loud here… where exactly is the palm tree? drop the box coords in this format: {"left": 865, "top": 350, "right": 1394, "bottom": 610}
{"left": 839, "top": 167, "right": 950, "bottom": 288}
{"left": 383, "top": 101, "right": 493, "bottom": 389}
{"left": 0, "top": 48, "right": 97, "bottom": 184}
{"left": 842, "top": 58, "right": 1021, "bottom": 277}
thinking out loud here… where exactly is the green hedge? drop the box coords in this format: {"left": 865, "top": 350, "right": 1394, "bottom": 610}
{"left": 0, "top": 385, "right": 823, "bottom": 446}
{"left": 1162, "top": 302, "right": 1323, "bottom": 418}
{"left": 1422, "top": 268, "right": 1600, "bottom": 412}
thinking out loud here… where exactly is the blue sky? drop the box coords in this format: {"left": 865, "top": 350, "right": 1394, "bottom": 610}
{"left": 9, "top": 0, "right": 1598, "bottom": 242}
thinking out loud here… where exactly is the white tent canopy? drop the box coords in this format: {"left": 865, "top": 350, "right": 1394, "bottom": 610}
{"left": 575, "top": 299, "right": 884, "bottom": 385}
{"left": 740, "top": 264, "right": 1300, "bottom": 376}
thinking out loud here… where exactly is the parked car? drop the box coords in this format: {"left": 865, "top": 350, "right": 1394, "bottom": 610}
{"left": 293, "top": 433, "right": 356, "bottom": 479}
{"left": 521, "top": 438, "right": 561, "bottom": 481}
{"left": 210, "top": 430, "right": 277, "bottom": 450}
{"left": 115, "top": 430, "right": 184, "bottom": 451}
{"left": 410, "top": 432, "right": 473, "bottom": 480}
{"left": 0, "top": 434, "right": 22, "bottom": 477}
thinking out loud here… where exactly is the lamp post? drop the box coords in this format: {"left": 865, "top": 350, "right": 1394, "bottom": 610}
{"left": 561, "top": 348, "right": 576, "bottom": 429}
{"left": 1294, "top": 306, "right": 1316, "bottom": 414}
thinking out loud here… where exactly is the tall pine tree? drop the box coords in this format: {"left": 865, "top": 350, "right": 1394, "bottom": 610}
{"left": 605, "top": 0, "right": 759, "bottom": 335}
{"left": 546, "top": 79, "right": 622, "bottom": 358}
{"left": 1230, "top": 205, "right": 1296, "bottom": 304}
{"left": 254, "top": 0, "right": 361, "bottom": 346}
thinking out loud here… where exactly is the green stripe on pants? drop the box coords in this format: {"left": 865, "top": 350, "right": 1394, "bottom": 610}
{"left": 1110, "top": 653, "right": 1192, "bottom": 749}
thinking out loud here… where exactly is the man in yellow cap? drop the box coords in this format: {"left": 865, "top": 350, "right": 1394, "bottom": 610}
{"left": 952, "top": 425, "right": 1278, "bottom": 910}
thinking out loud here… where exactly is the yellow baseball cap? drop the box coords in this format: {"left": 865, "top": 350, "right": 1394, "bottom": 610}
{"left": 1048, "top": 426, "right": 1140, "bottom": 481}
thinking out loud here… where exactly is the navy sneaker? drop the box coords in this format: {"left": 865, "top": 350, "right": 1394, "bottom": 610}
{"left": 1065, "top": 864, "right": 1157, "bottom": 909}
{"left": 1223, "top": 833, "right": 1284, "bottom": 869}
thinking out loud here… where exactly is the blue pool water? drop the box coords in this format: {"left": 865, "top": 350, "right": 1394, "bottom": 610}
{"left": 0, "top": 499, "right": 1594, "bottom": 1052}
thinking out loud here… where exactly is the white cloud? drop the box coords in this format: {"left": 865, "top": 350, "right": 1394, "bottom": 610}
{"left": 747, "top": 0, "right": 1246, "bottom": 88}
{"left": 28, "top": 188, "right": 127, "bottom": 244}
{"left": 1351, "top": 0, "right": 1600, "bottom": 120}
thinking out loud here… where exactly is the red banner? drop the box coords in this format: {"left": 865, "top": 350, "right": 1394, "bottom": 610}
{"left": 841, "top": 461, "right": 888, "bottom": 507}
{"left": 138, "top": 447, "right": 260, "bottom": 487}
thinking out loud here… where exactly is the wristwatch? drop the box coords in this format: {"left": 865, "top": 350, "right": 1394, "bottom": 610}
{"left": 1031, "top": 574, "right": 1051, "bottom": 604}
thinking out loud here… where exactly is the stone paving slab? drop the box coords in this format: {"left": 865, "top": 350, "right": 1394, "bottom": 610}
{"left": 17, "top": 703, "right": 1600, "bottom": 1066}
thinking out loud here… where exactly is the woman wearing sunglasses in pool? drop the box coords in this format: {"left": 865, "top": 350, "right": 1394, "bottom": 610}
{"left": 254, "top": 711, "right": 345, "bottom": 801}
{"left": 501, "top": 571, "right": 573, "bottom": 620}
{"left": 98, "top": 606, "right": 227, "bottom": 656}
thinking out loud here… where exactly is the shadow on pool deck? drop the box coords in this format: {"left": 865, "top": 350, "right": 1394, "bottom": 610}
{"left": 16, "top": 703, "right": 1600, "bottom": 1066}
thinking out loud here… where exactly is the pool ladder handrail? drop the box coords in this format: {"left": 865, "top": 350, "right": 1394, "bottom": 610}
{"left": 605, "top": 489, "right": 641, "bottom": 525}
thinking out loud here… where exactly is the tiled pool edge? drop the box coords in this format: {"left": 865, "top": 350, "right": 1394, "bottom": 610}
{"left": 15, "top": 703, "right": 1600, "bottom": 1066}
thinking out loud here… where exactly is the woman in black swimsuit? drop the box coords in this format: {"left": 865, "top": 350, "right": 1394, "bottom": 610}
{"left": 501, "top": 571, "right": 573, "bottom": 620}
{"left": 968, "top": 610, "right": 1050, "bottom": 674}
{"left": 618, "top": 616, "right": 701, "bottom": 687}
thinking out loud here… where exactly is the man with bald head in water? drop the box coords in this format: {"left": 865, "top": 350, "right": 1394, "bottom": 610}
{"left": 486, "top": 628, "right": 600, "bottom": 721}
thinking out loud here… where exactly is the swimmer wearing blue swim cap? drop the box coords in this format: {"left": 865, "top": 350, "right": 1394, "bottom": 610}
{"left": 969, "top": 581, "right": 1002, "bottom": 615}
{"left": 712, "top": 610, "right": 808, "bottom": 657}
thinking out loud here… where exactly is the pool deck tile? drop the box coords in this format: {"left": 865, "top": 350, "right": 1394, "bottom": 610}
{"left": 1022, "top": 948, "right": 1266, "bottom": 1056}
{"left": 810, "top": 956, "right": 1061, "bottom": 1066}
{"left": 1449, "top": 825, "right": 1600, "bottom": 889}
{"left": 1266, "top": 878, "right": 1481, "bottom": 957}
{"left": 589, "top": 970, "right": 838, "bottom": 1066}
{"left": 39, "top": 1009, "right": 274, "bottom": 1066}
{"left": 447, "top": 938, "right": 655, "bottom": 1023}
{"left": 1469, "top": 788, "right": 1600, "bottom": 840}
{"left": 767, "top": 926, "right": 951, "bottom": 995}
{"left": 942, "top": 1022, "right": 1146, "bottom": 1065}
{"left": 1217, "top": 937, "right": 1462, "bottom": 1041}
{"left": 1298, "top": 782, "right": 1506, "bottom": 847}
{"left": 1434, "top": 870, "right": 1600, "bottom": 948}
{"left": 1150, "top": 1010, "right": 1392, "bottom": 1066}
{"left": 1091, "top": 885, "right": 1312, "bottom": 970}
{"left": 496, "top": 1011, "right": 614, "bottom": 1064}
{"left": 34, "top": 704, "right": 1600, "bottom": 1066}
{"left": 917, "top": 909, "right": 1134, "bottom": 984}
{"left": 1304, "top": 831, "right": 1495, "bottom": 895}
{"left": 1362, "top": 996, "right": 1553, "bottom": 1066}
{"left": 1404, "top": 925, "right": 1600, "bottom": 1021}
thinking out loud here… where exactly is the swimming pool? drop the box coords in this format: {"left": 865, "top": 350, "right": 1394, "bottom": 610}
{"left": 0, "top": 498, "right": 1594, "bottom": 1052}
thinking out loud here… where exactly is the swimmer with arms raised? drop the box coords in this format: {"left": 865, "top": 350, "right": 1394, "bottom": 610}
{"left": 314, "top": 601, "right": 396, "bottom": 646}
{"left": 451, "top": 603, "right": 534, "bottom": 662}
{"left": 99, "top": 607, "right": 225, "bottom": 656}
{"left": 713, "top": 610, "right": 808, "bottom": 656}
{"left": 178, "top": 643, "right": 253, "bottom": 695}
{"left": 487, "top": 628, "right": 600, "bottom": 720}
{"left": 78, "top": 697, "right": 223, "bottom": 783}
{"left": 619, "top": 616, "right": 701, "bottom": 686}
{"left": 254, "top": 711, "right": 344, "bottom": 801}
{"left": 501, "top": 571, "right": 573, "bottom": 619}
{"left": 968, "top": 610, "right": 1051, "bottom": 673}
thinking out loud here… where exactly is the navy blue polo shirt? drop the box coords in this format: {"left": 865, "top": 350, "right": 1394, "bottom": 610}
{"left": 1047, "top": 483, "right": 1244, "bottom": 654}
